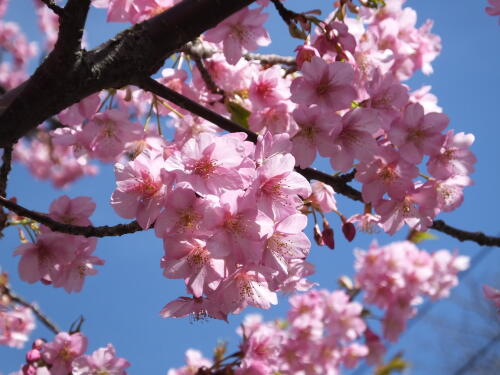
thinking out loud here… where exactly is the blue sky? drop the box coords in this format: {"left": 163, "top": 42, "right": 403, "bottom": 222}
{"left": 1, "top": 1, "right": 500, "bottom": 374}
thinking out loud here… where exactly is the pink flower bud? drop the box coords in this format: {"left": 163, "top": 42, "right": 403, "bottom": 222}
{"left": 322, "top": 219, "right": 335, "bottom": 249}
{"left": 32, "top": 338, "right": 44, "bottom": 350}
{"left": 313, "top": 223, "right": 324, "bottom": 246}
{"left": 295, "top": 44, "right": 320, "bottom": 69}
{"left": 342, "top": 222, "right": 356, "bottom": 242}
{"left": 26, "top": 349, "right": 41, "bottom": 362}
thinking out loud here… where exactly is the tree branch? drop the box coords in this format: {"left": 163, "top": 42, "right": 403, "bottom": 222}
{"left": 0, "top": 146, "right": 12, "bottom": 198}
{"left": 0, "top": 0, "right": 256, "bottom": 147}
{"left": 137, "top": 76, "right": 500, "bottom": 249}
{"left": 0, "top": 196, "right": 143, "bottom": 238}
{"left": 137, "top": 77, "right": 258, "bottom": 142}
{"left": 431, "top": 220, "right": 500, "bottom": 247}
{"left": 182, "top": 42, "right": 297, "bottom": 67}
{"left": 0, "top": 145, "right": 12, "bottom": 232}
{"left": 1, "top": 284, "right": 61, "bottom": 334}
{"left": 40, "top": 0, "right": 64, "bottom": 17}
{"left": 190, "top": 53, "right": 226, "bottom": 97}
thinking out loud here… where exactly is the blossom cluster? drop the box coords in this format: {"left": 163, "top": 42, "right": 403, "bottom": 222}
{"left": 355, "top": 240, "right": 469, "bottom": 342}
{"left": 12, "top": 196, "right": 104, "bottom": 293}
{"left": 4, "top": 0, "right": 477, "bottom": 321}
{"left": 169, "top": 241, "right": 469, "bottom": 374}
{"left": 111, "top": 131, "right": 314, "bottom": 320}
{"left": 11, "top": 332, "right": 129, "bottom": 375}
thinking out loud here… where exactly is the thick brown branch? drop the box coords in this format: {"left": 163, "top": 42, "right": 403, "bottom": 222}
{"left": 0, "top": 196, "right": 143, "bottom": 238}
{"left": 0, "top": 146, "right": 12, "bottom": 198}
{"left": 2, "top": 284, "right": 61, "bottom": 334}
{"left": 0, "top": 146, "right": 12, "bottom": 232}
{"left": 431, "top": 220, "right": 500, "bottom": 247}
{"left": 0, "top": 0, "right": 256, "bottom": 147}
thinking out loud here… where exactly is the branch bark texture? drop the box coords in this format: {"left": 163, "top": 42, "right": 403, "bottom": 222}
{"left": 0, "top": 0, "right": 255, "bottom": 147}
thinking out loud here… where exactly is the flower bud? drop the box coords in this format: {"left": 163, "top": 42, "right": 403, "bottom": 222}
{"left": 32, "top": 338, "right": 44, "bottom": 350}
{"left": 26, "top": 349, "right": 41, "bottom": 362}
{"left": 342, "top": 221, "right": 356, "bottom": 242}
{"left": 295, "top": 44, "right": 320, "bottom": 69}
{"left": 313, "top": 223, "right": 324, "bottom": 246}
{"left": 322, "top": 218, "right": 335, "bottom": 249}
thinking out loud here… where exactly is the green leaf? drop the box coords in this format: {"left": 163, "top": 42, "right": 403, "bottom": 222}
{"left": 408, "top": 230, "right": 438, "bottom": 244}
{"left": 375, "top": 355, "right": 409, "bottom": 375}
{"left": 227, "top": 101, "right": 251, "bottom": 129}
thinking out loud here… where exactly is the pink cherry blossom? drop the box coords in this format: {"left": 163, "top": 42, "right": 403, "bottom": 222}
{"left": 51, "top": 237, "right": 104, "bottom": 293}
{"left": 356, "top": 145, "right": 418, "bottom": 203}
{"left": 48, "top": 195, "right": 96, "bottom": 226}
{"left": 80, "top": 109, "right": 143, "bottom": 162}
{"left": 249, "top": 65, "right": 290, "bottom": 108}
{"left": 291, "top": 105, "right": 340, "bottom": 168}
{"left": 202, "top": 190, "right": 273, "bottom": 264}
{"left": 290, "top": 56, "right": 357, "bottom": 111}
{"left": 263, "top": 213, "right": 310, "bottom": 280}
{"left": 389, "top": 103, "right": 448, "bottom": 164}
{"left": 111, "top": 149, "right": 169, "bottom": 229}
{"left": 427, "top": 130, "right": 476, "bottom": 179}
{"left": 329, "top": 108, "right": 380, "bottom": 172}
{"left": 161, "top": 239, "right": 225, "bottom": 298}
{"left": 72, "top": 344, "right": 130, "bottom": 375}
{"left": 0, "top": 307, "right": 35, "bottom": 348}
{"left": 216, "top": 266, "right": 278, "bottom": 314}
{"left": 154, "top": 187, "right": 207, "bottom": 239}
{"left": 14, "top": 232, "right": 77, "bottom": 284}
{"left": 483, "top": 285, "right": 500, "bottom": 316}
{"left": 43, "top": 332, "right": 88, "bottom": 375}
{"left": 204, "top": 7, "right": 271, "bottom": 65}
{"left": 57, "top": 93, "right": 101, "bottom": 126}
{"left": 165, "top": 132, "right": 251, "bottom": 196}
{"left": 308, "top": 181, "right": 337, "bottom": 213}
{"left": 167, "top": 349, "right": 212, "bottom": 375}
{"left": 254, "top": 153, "right": 311, "bottom": 219}
{"left": 295, "top": 44, "right": 320, "bottom": 69}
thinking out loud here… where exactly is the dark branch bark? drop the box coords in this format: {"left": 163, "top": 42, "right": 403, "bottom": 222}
{"left": 0, "top": 146, "right": 12, "bottom": 198}
{"left": 0, "top": 0, "right": 255, "bottom": 147}
{"left": 40, "top": 0, "right": 64, "bottom": 16}
{"left": 431, "top": 220, "right": 500, "bottom": 247}
{"left": 190, "top": 53, "right": 226, "bottom": 97}
{"left": 0, "top": 196, "right": 143, "bottom": 238}
{"left": 137, "top": 77, "right": 258, "bottom": 142}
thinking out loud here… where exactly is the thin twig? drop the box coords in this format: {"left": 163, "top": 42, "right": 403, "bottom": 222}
{"left": 431, "top": 220, "right": 500, "bottom": 247}
{"left": 182, "top": 42, "right": 296, "bottom": 67}
{"left": 190, "top": 53, "right": 225, "bottom": 97}
{"left": 0, "top": 196, "right": 143, "bottom": 238}
{"left": 2, "top": 285, "right": 61, "bottom": 334}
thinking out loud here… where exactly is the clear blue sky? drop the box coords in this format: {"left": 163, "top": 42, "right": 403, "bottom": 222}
{"left": 1, "top": 1, "right": 500, "bottom": 374}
